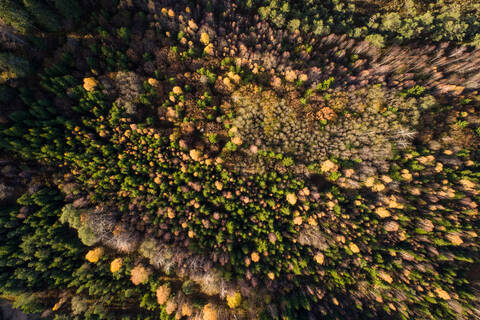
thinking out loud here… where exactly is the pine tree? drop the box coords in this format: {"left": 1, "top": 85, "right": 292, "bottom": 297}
{"left": 22, "top": 0, "right": 61, "bottom": 32}
{"left": 0, "top": 0, "right": 32, "bottom": 33}
{"left": 0, "top": 188, "right": 86, "bottom": 293}
{"left": 53, "top": 0, "right": 82, "bottom": 22}
{"left": 0, "top": 52, "right": 30, "bottom": 78}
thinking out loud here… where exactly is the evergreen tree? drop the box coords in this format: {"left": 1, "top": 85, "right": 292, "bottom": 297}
{"left": 0, "top": 188, "right": 86, "bottom": 293}
{"left": 22, "top": 0, "right": 61, "bottom": 32}
{"left": 0, "top": 0, "right": 32, "bottom": 34}
{"left": 53, "top": 0, "right": 82, "bottom": 22}
{"left": 0, "top": 52, "right": 30, "bottom": 78}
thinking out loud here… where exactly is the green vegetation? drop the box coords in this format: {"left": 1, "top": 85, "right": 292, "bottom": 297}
{"left": 248, "top": 0, "right": 480, "bottom": 46}
{"left": 0, "top": 0, "right": 479, "bottom": 319}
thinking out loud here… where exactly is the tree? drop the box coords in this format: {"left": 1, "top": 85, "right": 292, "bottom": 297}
{"left": 0, "top": 188, "right": 85, "bottom": 293}
{"left": 22, "top": 0, "right": 61, "bottom": 32}
{"left": 53, "top": 0, "right": 82, "bottom": 22}
{"left": 0, "top": 52, "right": 30, "bottom": 78}
{"left": 0, "top": 0, "right": 32, "bottom": 33}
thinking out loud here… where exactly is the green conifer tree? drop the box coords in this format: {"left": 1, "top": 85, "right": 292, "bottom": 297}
{"left": 0, "top": 52, "right": 30, "bottom": 78}
{"left": 53, "top": 0, "right": 82, "bottom": 22}
{"left": 22, "top": 0, "right": 61, "bottom": 32}
{"left": 0, "top": 0, "right": 32, "bottom": 33}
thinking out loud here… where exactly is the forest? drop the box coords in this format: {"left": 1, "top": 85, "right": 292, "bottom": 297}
{"left": 0, "top": 0, "right": 479, "bottom": 319}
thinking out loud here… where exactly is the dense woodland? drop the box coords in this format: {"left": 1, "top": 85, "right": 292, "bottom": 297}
{"left": 0, "top": 0, "right": 479, "bottom": 319}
